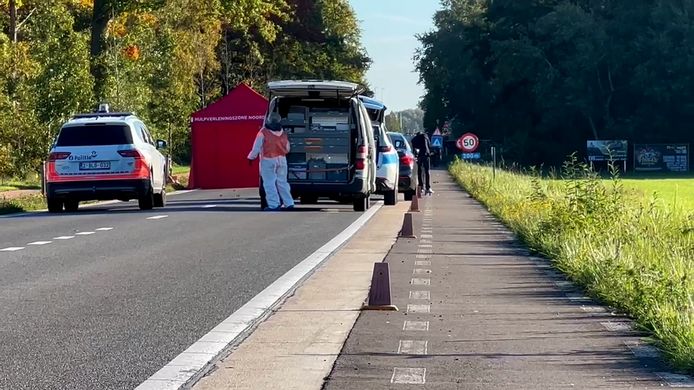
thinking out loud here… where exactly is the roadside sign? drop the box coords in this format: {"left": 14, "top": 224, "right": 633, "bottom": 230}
{"left": 433, "top": 127, "right": 442, "bottom": 136}
{"left": 431, "top": 135, "right": 443, "bottom": 149}
{"left": 461, "top": 153, "right": 481, "bottom": 160}
{"left": 456, "top": 133, "right": 479, "bottom": 152}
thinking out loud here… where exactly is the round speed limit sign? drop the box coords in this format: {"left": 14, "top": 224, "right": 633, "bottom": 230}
{"left": 456, "top": 133, "right": 479, "bottom": 152}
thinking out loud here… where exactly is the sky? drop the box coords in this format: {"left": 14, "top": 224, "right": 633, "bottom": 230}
{"left": 349, "top": 0, "right": 441, "bottom": 112}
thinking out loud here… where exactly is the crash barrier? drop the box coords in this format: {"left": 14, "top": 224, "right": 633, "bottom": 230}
{"left": 362, "top": 262, "right": 398, "bottom": 311}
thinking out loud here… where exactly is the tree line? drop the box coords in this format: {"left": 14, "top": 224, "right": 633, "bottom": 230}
{"left": 0, "top": 0, "right": 370, "bottom": 178}
{"left": 417, "top": 0, "right": 694, "bottom": 166}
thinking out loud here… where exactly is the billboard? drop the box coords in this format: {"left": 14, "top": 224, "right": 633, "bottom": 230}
{"left": 587, "top": 140, "right": 628, "bottom": 161}
{"left": 634, "top": 144, "right": 689, "bottom": 172}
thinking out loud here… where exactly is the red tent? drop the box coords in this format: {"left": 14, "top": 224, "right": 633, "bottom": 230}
{"left": 189, "top": 84, "right": 268, "bottom": 189}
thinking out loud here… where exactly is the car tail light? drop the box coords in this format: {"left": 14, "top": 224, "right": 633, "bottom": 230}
{"left": 378, "top": 145, "right": 393, "bottom": 153}
{"left": 355, "top": 159, "right": 365, "bottom": 170}
{"left": 48, "top": 152, "right": 71, "bottom": 161}
{"left": 118, "top": 149, "right": 150, "bottom": 179}
{"left": 357, "top": 145, "right": 367, "bottom": 154}
{"left": 118, "top": 149, "right": 141, "bottom": 158}
{"left": 400, "top": 154, "right": 414, "bottom": 166}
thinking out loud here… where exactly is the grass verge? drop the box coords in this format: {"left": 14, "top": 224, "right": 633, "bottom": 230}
{"left": 0, "top": 194, "right": 46, "bottom": 215}
{"left": 450, "top": 159, "right": 694, "bottom": 374}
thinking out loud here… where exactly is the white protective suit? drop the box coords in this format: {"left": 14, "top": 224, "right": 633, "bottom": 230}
{"left": 247, "top": 129, "right": 295, "bottom": 209}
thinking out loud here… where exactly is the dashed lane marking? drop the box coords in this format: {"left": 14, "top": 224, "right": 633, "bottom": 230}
{"left": 403, "top": 321, "right": 429, "bottom": 331}
{"left": 601, "top": 321, "right": 633, "bottom": 332}
{"left": 398, "top": 340, "right": 428, "bottom": 355}
{"left": 202, "top": 205, "right": 217, "bottom": 208}
{"left": 391, "top": 368, "right": 426, "bottom": 384}
{"left": 407, "top": 304, "right": 430, "bottom": 313}
{"left": 96, "top": 227, "right": 114, "bottom": 231}
{"left": 53, "top": 236, "right": 75, "bottom": 240}
{"left": 411, "top": 278, "right": 430, "bottom": 286}
{"left": 409, "top": 291, "right": 430, "bottom": 300}
{"left": 75, "top": 232, "right": 95, "bottom": 236}
{"left": 147, "top": 215, "right": 169, "bottom": 220}
{"left": 1, "top": 247, "right": 24, "bottom": 252}
{"left": 27, "top": 241, "right": 52, "bottom": 246}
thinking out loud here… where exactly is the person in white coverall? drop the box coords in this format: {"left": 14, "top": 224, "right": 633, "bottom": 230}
{"left": 247, "top": 113, "right": 295, "bottom": 211}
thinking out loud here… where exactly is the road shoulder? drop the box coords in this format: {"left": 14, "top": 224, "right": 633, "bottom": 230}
{"left": 190, "top": 202, "right": 409, "bottom": 390}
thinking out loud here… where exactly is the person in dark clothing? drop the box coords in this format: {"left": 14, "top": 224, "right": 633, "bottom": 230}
{"left": 411, "top": 131, "right": 433, "bottom": 194}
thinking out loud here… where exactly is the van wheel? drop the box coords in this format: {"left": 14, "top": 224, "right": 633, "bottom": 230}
{"left": 64, "top": 199, "right": 79, "bottom": 212}
{"left": 153, "top": 189, "right": 166, "bottom": 207}
{"left": 404, "top": 190, "right": 415, "bottom": 201}
{"left": 47, "top": 198, "right": 63, "bottom": 213}
{"left": 384, "top": 189, "right": 398, "bottom": 206}
{"left": 353, "top": 195, "right": 369, "bottom": 212}
{"left": 138, "top": 189, "right": 154, "bottom": 210}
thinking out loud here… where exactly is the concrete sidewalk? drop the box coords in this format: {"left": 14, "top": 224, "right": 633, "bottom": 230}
{"left": 191, "top": 202, "right": 409, "bottom": 390}
{"left": 324, "top": 170, "right": 690, "bottom": 389}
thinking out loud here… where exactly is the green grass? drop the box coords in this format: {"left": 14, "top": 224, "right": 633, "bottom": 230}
{"left": 171, "top": 164, "right": 190, "bottom": 175}
{"left": 451, "top": 160, "right": 694, "bottom": 374}
{"left": 0, "top": 194, "right": 46, "bottom": 214}
{"left": 0, "top": 179, "right": 41, "bottom": 192}
{"left": 620, "top": 179, "right": 694, "bottom": 210}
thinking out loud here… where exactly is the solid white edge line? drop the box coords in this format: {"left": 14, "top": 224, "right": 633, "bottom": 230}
{"left": 135, "top": 201, "right": 384, "bottom": 390}
{"left": 0, "top": 189, "right": 199, "bottom": 218}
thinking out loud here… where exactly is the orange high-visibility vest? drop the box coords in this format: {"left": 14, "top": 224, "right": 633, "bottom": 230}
{"left": 261, "top": 128, "right": 289, "bottom": 158}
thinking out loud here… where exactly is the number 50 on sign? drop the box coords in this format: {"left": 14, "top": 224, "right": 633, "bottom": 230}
{"left": 456, "top": 133, "right": 479, "bottom": 153}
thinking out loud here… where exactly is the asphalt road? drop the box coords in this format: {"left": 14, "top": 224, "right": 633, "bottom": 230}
{"left": 0, "top": 190, "right": 363, "bottom": 389}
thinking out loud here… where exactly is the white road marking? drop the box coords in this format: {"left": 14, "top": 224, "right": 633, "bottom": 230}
{"left": 75, "top": 231, "right": 95, "bottom": 236}
{"left": 53, "top": 236, "right": 74, "bottom": 240}
{"left": 202, "top": 205, "right": 217, "bottom": 208}
{"left": 407, "top": 304, "right": 430, "bottom": 313}
{"left": 398, "top": 340, "right": 428, "bottom": 355}
{"left": 421, "top": 234, "right": 433, "bottom": 239}
{"left": 420, "top": 239, "right": 432, "bottom": 244}
{"left": 416, "top": 254, "right": 432, "bottom": 259}
{"left": 391, "top": 368, "right": 426, "bottom": 384}
{"left": 656, "top": 372, "right": 694, "bottom": 387}
{"left": 415, "top": 260, "right": 431, "bottom": 266}
{"left": 581, "top": 305, "right": 607, "bottom": 313}
{"left": 418, "top": 244, "right": 432, "bottom": 248}
{"left": 411, "top": 278, "right": 430, "bottom": 286}
{"left": 96, "top": 227, "right": 114, "bottom": 231}
{"left": 413, "top": 268, "right": 431, "bottom": 275}
{"left": 601, "top": 321, "right": 633, "bottom": 332}
{"left": 147, "top": 215, "right": 169, "bottom": 220}
{"left": 409, "top": 291, "right": 431, "bottom": 300}
{"left": 135, "top": 202, "right": 384, "bottom": 390}
{"left": 403, "top": 321, "right": 429, "bottom": 331}
{"left": 1, "top": 247, "right": 24, "bottom": 252}
{"left": 27, "top": 241, "right": 52, "bottom": 246}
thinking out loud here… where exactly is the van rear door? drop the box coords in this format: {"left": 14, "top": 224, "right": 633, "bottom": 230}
{"left": 268, "top": 80, "right": 365, "bottom": 98}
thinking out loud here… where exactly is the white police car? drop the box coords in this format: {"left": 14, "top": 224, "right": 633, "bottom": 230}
{"left": 359, "top": 96, "right": 399, "bottom": 205}
{"left": 45, "top": 105, "right": 168, "bottom": 212}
